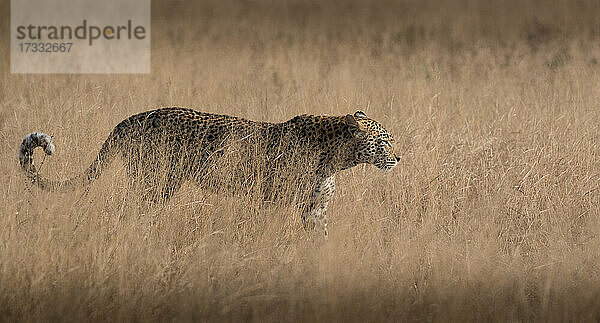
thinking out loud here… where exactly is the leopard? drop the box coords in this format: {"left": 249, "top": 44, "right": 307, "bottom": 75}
{"left": 18, "top": 107, "right": 399, "bottom": 235}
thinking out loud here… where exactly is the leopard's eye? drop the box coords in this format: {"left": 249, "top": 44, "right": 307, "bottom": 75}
{"left": 377, "top": 139, "right": 392, "bottom": 148}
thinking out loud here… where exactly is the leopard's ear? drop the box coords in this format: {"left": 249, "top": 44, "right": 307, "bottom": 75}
{"left": 354, "top": 110, "right": 367, "bottom": 119}
{"left": 345, "top": 114, "right": 366, "bottom": 138}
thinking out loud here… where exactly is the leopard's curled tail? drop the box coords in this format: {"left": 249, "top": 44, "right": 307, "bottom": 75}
{"left": 19, "top": 131, "right": 119, "bottom": 191}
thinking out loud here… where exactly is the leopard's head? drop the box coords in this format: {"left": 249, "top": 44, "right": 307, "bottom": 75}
{"left": 345, "top": 111, "right": 399, "bottom": 172}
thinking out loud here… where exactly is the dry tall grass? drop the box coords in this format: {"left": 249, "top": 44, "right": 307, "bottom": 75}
{"left": 2, "top": 0, "right": 600, "bottom": 321}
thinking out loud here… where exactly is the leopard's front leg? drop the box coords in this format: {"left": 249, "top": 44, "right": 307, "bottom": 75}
{"left": 302, "top": 175, "right": 335, "bottom": 236}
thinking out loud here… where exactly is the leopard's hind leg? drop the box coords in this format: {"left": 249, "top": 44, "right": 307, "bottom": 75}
{"left": 122, "top": 149, "right": 185, "bottom": 205}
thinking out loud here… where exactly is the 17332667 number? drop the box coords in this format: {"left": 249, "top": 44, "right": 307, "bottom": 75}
{"left": 18, "top": 42, "right": 73, "bottom": 53}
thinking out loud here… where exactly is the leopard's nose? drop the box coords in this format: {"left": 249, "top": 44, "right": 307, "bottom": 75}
{"left": 395, "top": 155, "right": 401, "bottom": 162}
